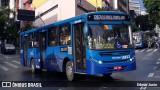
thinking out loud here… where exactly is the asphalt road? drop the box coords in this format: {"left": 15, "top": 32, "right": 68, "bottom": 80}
{"left": 0, "top": 48, "right": 160, "bottom": 90}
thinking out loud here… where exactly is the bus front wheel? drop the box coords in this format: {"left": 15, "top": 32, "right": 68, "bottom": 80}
{"left": 31, "top": 59, "right": 37, "bottom": 73}
{"left": 66, "top": 61, "right": 74, "bottom": 81}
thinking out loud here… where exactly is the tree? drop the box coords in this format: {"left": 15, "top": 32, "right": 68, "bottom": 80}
{"left": 0, "top": 7, "right": 10, "bottom": 36}
{"left": 135, "top": 15, "right": 156, "bottom": 31}
{"left": 143, "top": 0, "right": 160, "bottom": 26}
{"left": 0, "top": 7, "right": 19, "bottom": 42}
{"left": 131, "top": 22, "right": 140, "bottom": 32}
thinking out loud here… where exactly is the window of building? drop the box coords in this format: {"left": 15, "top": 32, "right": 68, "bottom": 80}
{"left": 48, "top": 26, "right": 58, "bottom": 46}
{"left": 59, "top": 23, "right": 71, "bottom": 45}
{"left": 102, "top": 0, "right": 110, "bottom": 11}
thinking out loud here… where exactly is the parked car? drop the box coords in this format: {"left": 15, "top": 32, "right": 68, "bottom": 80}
{"left": 1, "top": 43, "right": 16, "bottom": 54}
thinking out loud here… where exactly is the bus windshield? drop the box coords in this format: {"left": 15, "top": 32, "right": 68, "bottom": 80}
{"left": 87, "top": 24, "right": 133, "bottom": 49}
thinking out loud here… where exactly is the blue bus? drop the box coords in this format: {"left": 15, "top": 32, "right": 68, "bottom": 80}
{"left": 20, "top": 11, "right": 136, "bottom": 81}
{"left": 133, "top": 31, "right": 148, "bottom": 48}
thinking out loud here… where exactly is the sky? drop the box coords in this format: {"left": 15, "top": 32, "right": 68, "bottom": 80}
{"left": 132, "top": 0, "right": 146, "bottom": 10}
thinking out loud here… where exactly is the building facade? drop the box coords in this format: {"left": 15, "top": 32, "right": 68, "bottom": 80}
{"left": 30, "top": 0, "right": 95, "bottom": 27}
{"left": 141, "top": 9, "right": 148, "bottom": 15}
{"left": 129, "top": 0, "right": 141, "bottom": 15}
{"left": 87, "top": 0, "right": 129, "bottom": 13}
{"left": 0, "top": 0, "right": 9, "bottom": 7}
{"left": 118, "top": 0, "right": 129, "bottom": 13}
{"left": 18, "top": 0, "right": 130, "bottom": 27}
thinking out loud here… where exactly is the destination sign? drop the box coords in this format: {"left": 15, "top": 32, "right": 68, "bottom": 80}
{"left": 88, "top": 14, "right": 130, "bottom": 21}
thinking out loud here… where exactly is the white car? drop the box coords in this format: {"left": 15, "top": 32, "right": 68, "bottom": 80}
{"left": 1, "top": 44, "right": 16, "bottom": 54}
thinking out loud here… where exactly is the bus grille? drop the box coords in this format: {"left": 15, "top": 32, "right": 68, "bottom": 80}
{"left": 102, "top": 59, "right": 128, "bottom": 63}
{"left": 99, "top": 51, "right": 130, "bottom": 56}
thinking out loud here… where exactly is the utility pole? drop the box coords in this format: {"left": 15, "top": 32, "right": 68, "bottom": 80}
{"left": 96, "top": 0, "right": 97, "bottom": 11}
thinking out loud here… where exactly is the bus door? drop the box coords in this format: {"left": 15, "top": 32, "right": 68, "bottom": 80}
{"left": 72, "top": 22, "right": 86, "bottom": 71}
{"left": 22, "top": 35, "right": 28, "bottom": 66}
{"left": 40, "top": 31, "right": 47, "bottom": 68}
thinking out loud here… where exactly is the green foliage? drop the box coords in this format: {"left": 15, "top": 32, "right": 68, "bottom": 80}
{"left": 0, "top": 7, "right": 18, "bottom": 41}
{"left": 135, "top": 15, "right": 156, "bottom": 31}
{"left": 0, "top": 8, "right": 10, "bottom": 35}
{"left": 143, "top": 0, "right": 160, "bottom": 26}
{"left": 23, "top": 22, "right": 33, "bottom": 31}
{"left": 22, "top": 21, "right": 37, "bottom": 31}
{"left": 131, "top": 22, "right": 140, "bottom": 32}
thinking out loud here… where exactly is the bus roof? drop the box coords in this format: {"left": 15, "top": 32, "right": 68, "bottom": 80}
{"left": 20, "top": 11, "right": 129, "bottom": 35}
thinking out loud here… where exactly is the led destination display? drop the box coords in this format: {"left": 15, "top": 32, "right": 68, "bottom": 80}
{"left": 88, "top": 14, "right": 130, "bottom": 21}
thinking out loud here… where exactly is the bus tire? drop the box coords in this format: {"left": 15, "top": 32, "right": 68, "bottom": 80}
{"left": 66, "top": 61, "right": 74, "bottom": 81}
{"left": 31, "top": 59, "right": 37, "bottom": 73}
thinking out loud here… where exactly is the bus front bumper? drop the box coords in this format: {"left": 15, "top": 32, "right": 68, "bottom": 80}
{"left": 86, "top": 59, "right": 136, "bottom": 75}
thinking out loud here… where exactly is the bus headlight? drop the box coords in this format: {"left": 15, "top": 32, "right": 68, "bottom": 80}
{"left": 98, "top": 61, "right": 103, "bottom": 64}
{"left": 129, "top": 55, "right": 135, "bottom": 62}
{"left": 90, "top": 56, "right": 103, "bottom": 64}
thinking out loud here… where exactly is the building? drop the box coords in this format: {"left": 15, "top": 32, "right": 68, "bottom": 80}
{"left": 141, "top": 9, "right": 148, "bottom": 15}
{"left": 86, "top": 0, "right": 102, "bottom": 9}
{"left": 129, "top": 0, "right": 141, "bottom": 15}
{"left": 118, "top": 0, "right": 129, "bottom": 13}
{"left": 29, "top": 0, "right": 95, "bottom": 27}
{"left": 0, "top": 0, "right": 9, "bottom": 7}
{"left": 18, "top": 0, "right": 130, "bottom": 27}
{"left": 129, "top": 10, "right": 137, "bottom": 22}
{"left": 87, "top": 0, "right": 129, "bottom": 13}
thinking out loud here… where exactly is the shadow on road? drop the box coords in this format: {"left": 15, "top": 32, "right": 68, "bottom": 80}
{"left": 19, "top": 69, "right": 122, "bottom": 87}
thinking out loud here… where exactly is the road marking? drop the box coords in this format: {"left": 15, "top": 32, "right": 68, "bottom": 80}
{"left": 4, "top": 62, "right": 18, "bottom": 68}
{"left": 147, "top": 49, "right": 157, "bottom": 56}
{"left": 153, "top": 66, "right": 158, "bottom": 70}
{"left": 154, "top": 76, "right": 160, "bottom": 78}
{"left": 156, "top": 62, "right": 160, "bottom": 65}
{"left": 153, "top": 49, "right": 158, "bottom": 52}
{"left": 140, "top": 49, "right": 145, "bottom": 52}
{"left": 135, "top": 50, "right": 139, "bottom": 53}
{"left": 0, "top": 64, "right": 9, "bottom": 71}
{"left": 148, "top": 73, "right": 154, "bottom": 77}
{"left": 146, "top": 49, "right": 152, "bottom": 52}
{"left": 12, "top": 61, "right": 20, "bottom": 64}
{"left": 140, "top": 86, "right": 147, "bottom": 90}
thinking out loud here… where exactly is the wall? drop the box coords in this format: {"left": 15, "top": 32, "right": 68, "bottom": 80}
{"left": 33, "top": 0, "right": 95, "bottom": 27}
{"left": 9, "top": 0, "right": 14, "bottom": 18}
{"left": 32, "top": 0, "right": 48, "bottom": 9}
{"left": 75, "top": 0, "right": 95, "bottom": 15}
{"left": 86, "top": 0, "right": 102, "bottom": 8}
{"left": 34, "top": 0, "right": 76, "bottom": 27}
{"left": 58, "top": 0, "right": 75, "bottom": 21}
{"left": 34, "top": 0, "right": 58, "bottom": 26}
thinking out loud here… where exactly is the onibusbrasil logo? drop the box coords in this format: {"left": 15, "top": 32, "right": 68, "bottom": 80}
{"left": 1, "top": 82, "right": 42, "bottom": 87}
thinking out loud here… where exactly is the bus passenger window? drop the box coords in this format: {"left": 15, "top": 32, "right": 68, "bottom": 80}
{"left": 29, "top": 33, "right": 34, "bottom": 48}
{"left": 33, "top": 32, "right": 39, "bottom": 47}
{"left": 48, "top": 27, "right": 58, "bottom": 46}
{"left": 59, "top": 23, "right": 70, "bottom": 45}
